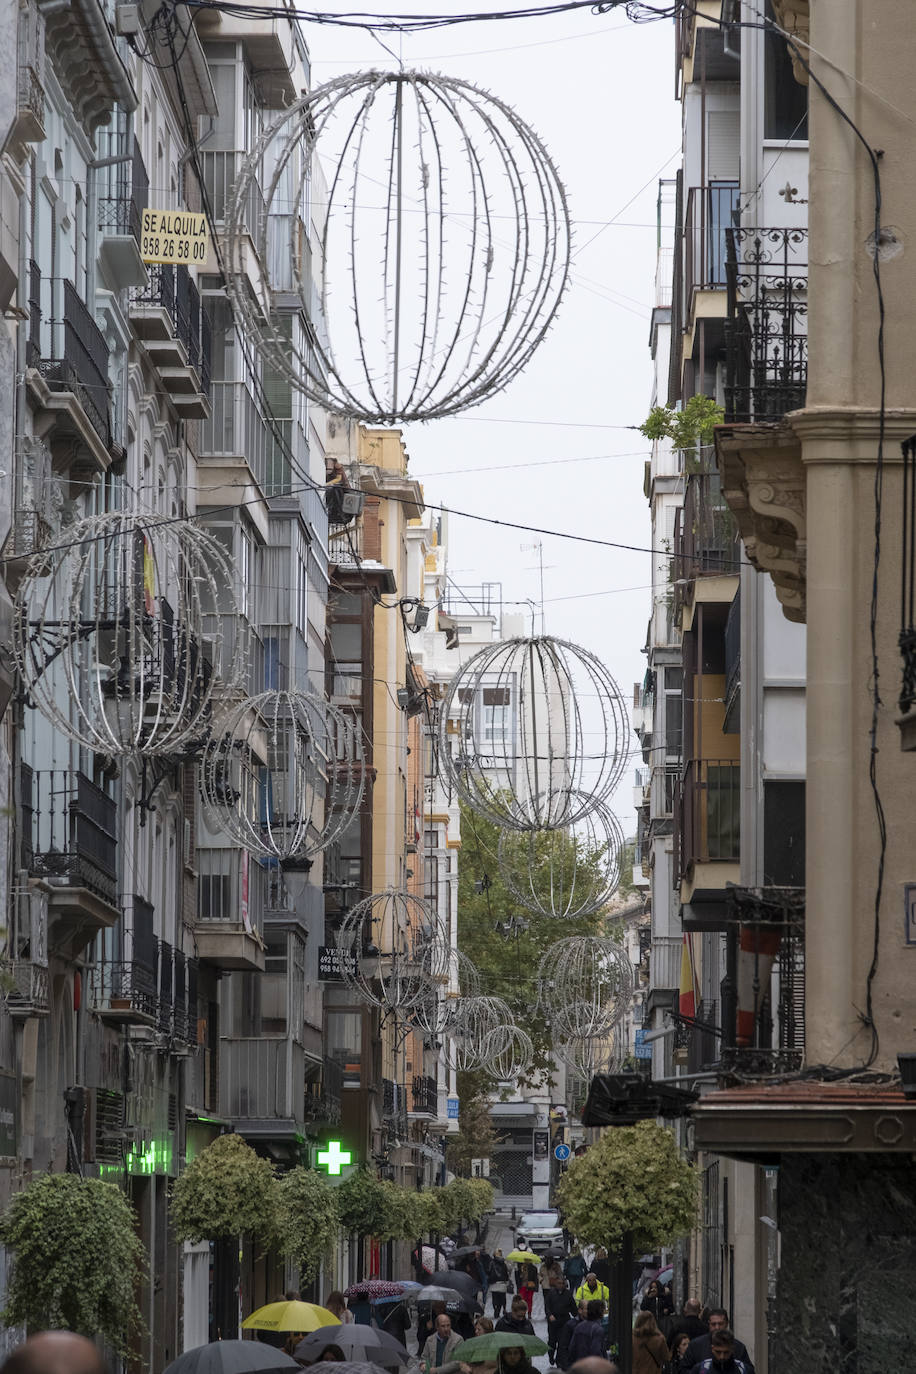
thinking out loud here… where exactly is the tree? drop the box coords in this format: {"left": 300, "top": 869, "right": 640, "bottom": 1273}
{"left": 457, "top": 804, "right": 606, "bottom": 1080}
{"left": 446, "top": 1078, "right": 505, "bottom": 1177}
{"left": 277, "top": 1168, "right": 339, "bottom": 1283}
{"left": 639, "top": 395, "right": 724, "bottom": 459}
{"left": 556, "top": 1121, "right": 697, "bottom": 1253}
{"left": 170, "top": 1133, "right": 279, "bottom": 1246}
{"left": 336, "top": 1167, "right": 394, "bottom": 1238}
{"left": 0, "top": 1173, "right": 145, "bottom": 1353}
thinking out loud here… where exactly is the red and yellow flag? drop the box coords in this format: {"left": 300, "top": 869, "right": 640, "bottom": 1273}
{"left": 678, "top": 932, "right": 699, "bottom": 1021}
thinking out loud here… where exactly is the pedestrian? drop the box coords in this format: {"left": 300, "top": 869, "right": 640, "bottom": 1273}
{"left": 631, "top": 1312, "right": 668, "bottom": 1374}
{"left": 668, "top": 1332, "right": 692, "bottom": 1374}
{"left": 544, "top": 1274, "right": 578, "bottom": 1366}
{"left": 567, "top": 1361, "right": 620, "bottom": 1374}
{"left": 667, "top": 1301, "right": 706, "bottom": 1347}
{"left": 413, "top": 1244, "right": 434, "bottom": 1283}
{"left": 497, "top": 1349, "right": 535, "bottom": 1374}
{"left": 590, "top": 1250, "right": 611, "bottom": 1287}
{"left": 640, "top": 1281, "right": 674, "bottom": 1337}
{"left": 378, "top": 1297, "right": 412, "bottom": 1348}
{"left": 691, "top": 1330, "right": 748, "bottom": 1374}
{"left": 421, "top": 1312, "right": 466, "bottom": 1374}
{"left": 474, "top": 1317, "right": 495, "bottom": 1338}
{"left": 567, "top": 1300, "right": 608, "bottom": 1364}
{"left": 557, "top": 1299, "right": 588, "bottom": 1371}
{"left": 325, "top": 1292, "right": 354, "bottom": 1325}
{"left": 516, "top": 1262, "right": 537, "bottom": 1316}
{"left": 0, "top": 1335, "right": 107, "bottom": 1374}
{"left": 348, "top": 1287, "right": 372, "bottom": 1326}
{"left": 683, "top": 1312, "right": 754, "bottom": 1374}
{"left": 418, "top": 1301, "right": 448, "bottom": 1356}
{"left": 573, "top": 1274, "right": 610, "bottom": 1308}
{"left": 495, "top": 1296, "right": 535, "bottom": 1336}
{"left": 564, "top": 1248, "right": 588, "bottom": 1291}
{"left": 488, "top": 1248, "right": 511, "bottom": 1319}
{"left": 313, "top": 1345, "right": 346, "bottom": 1363}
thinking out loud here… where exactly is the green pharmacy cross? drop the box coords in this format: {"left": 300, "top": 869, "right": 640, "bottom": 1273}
{"left": 317, "top": 1140, "right": 352, "bottom": 1175}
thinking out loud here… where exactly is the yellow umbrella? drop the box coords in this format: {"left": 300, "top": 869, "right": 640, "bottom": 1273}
{"left": 506, "top": 1250, "right": 541, "bottom": 1264}
{"left": 242, "top": 1300, "right": 341, "bottom": 1333}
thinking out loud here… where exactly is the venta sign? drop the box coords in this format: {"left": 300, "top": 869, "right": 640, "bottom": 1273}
{"left": 141, "top": 209, "right": 210, "bottom": 265}
{"left": 318, "top": 946, "right": 358, "bottom": 980}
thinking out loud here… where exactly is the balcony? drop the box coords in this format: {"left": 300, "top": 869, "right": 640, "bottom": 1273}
{"left": 719, "top": 884, "right": 805, "bottom": 1079}
{"left": 171, "top": 950, "right": 200, "bottom": 1048}
{"left": 7, "top": 6, "right": 46, "bottom": 166}
{"left": 675, "top": 758, "right": 740, "bottom": 930}
{"left": 684, "top": 183, "right": 740, "bottom": 306}
{"left": 304, "top": 1056, "right": 343, "bottom": 1127}
{"left": 220, "top": 1036, "right": 306, "bottom": 1137}
{"left": 410, "top": 1074, "right": 438, "bottom": 1118}
{"left": 673, "top": 466, "right": 740, "bottom": 621}
{"left": 90, "top": 897, "right": 158, "bottom": 1026}
{"left": 21, "top": 766, "right": 119, "bottom": 958}
{"left": 26, "top": 266, "right": 113, "bottom": 471}
{"left": 198, "top": 380, "right": 272, "bottom": 530}
{"left": 129, "top": 264, "right": 211, "bottom": 418}
{"left": 195, "top": 847, "right": 265, "bottom": 971}
{"left": 200, "top": 152, "right": 266, "bottom": 238}
{"left": 6, "top": 961, "right": 50, "bottom": 1018}
{"left": 97, "top": 135, "right": 148, "bottom": 289}
{"left": 382, "top": 1077, "right": 408, "bottom": 1136}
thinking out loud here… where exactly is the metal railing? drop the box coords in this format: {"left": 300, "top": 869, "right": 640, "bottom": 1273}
{"left": 687, "top": 998, "right": 720, "bottom": 1074}
{"left": 673, "top": 466, "right": 739, "bottom": 614}
{"left": 683, "top": 183, "right": 740, "bottom": 303}
{"left": 649, "top": 936, "right": 683, "bottom": 992}
{"left": 6, "top": 961, "right": 49, "bottom": 1015}
{"left": 21, "top": 766, "right": 118, "bottom": 905}
{"left": 675, "top": 758, "right": 740, "bottom": 878}
{"left": 200, "top": 151, "right": 267, "bottom": 239}
{"left": 719, "top": 885, "right": 805, "bottom": 1077}
{"left": 90, "top": 896, "right": 158, "bottom": 1020}
{"left": 199, "top": 380, "right": 270, "bottom": 491}
{"left": 97, "top": 135, "right": 148, "bottom": 244}
{"left": 27, "top": 266, "right": 111, "bottom": 447}
{"left": 411, "top": 1074, "right": 438, "bottom": 1116}
{"left": 129, "top": 264, "right": 212, "bottom": 391}
{"left": 304, "top": 1056, "right": 343, "bottom": 1125}
{"left": 196, "top": 847, "right": 266, "bottom": 941}
{"left": 220, "top": 1036, "right": 305, "bottom": 1122}
{"left": 901, "top": 433, "right": 916, "bottom": 714}
{"left": 724, "top": 225, "right": 808, "bottom": 423}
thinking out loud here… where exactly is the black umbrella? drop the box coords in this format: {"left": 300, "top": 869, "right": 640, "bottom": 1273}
{"left": 163, "top": 1342, "right": 299, "bottom": 1374}
{"left": 450, "top": 1246, "right": 481, "bottom": 1260}
{"left": 293, "top": 1329, "right": 407, "bottom": 1369}
{"left": 431, "top": 1270, "right": 478, "bottom": 1296}
{"left": 415, "top": 1286, "right": 478, "bottom": 1312}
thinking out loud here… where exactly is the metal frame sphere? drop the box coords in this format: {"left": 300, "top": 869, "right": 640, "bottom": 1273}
{"left": 225, "top": 69, "right": 570, "bottom": 424}
{"left": 487, "top": 1025, "right": 534, "bottom": 1082}
{"left": 447, "top": 994, "right": 514, "bottom": 1071}
{"left": 200, "top": 690, "right": 365, "bottom": 862}
{"left": 335, "top": 890, "right": 450, "bottom": 1014}
{"left": 439, "top": 636, "right": 629, "bottom": 832}
{"left": 413, "top": 949, "right": 481, "bottom": 1035}
{"left": 556, "top": 1023, "right": 627, "bottom": 1080}
{"left": 497, "top": 794, "right": 626, "bottom": 920}
{"left": 537, "top": 936, "right": 634, "bottom": 1041}
{"left": 13, "top": 510, "right": 243, "bottom": 756}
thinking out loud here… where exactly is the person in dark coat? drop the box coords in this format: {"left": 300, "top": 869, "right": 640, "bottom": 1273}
{"left": 640, "top": 1281, "right": 674, "bottom": 1333}
{"left": 377, "top": 1298, "right": 412, "bottom": 1348}
{"left": 544, "top": 1276, "right": 578, "bottom": 1365}
{"left": 564, "top": 1249, "right": 588, "bottom": 1291}
{"left": 668, "top": 1300, "right": 706, "bottom": 1347}
{"left": 488, "top": 1249, "right": 511, "bottom": 1320}
{"left": 566, "top": 1301, "right": 608, "bottom": 1364}
{"left": 688, "top": 1329, "right": 748, "bottom": 1374}
{"left": 495, "top": 1297, "right": 535, "bottom": 1336}
{"left": 589, "top": 1250, "right": 611, "bottom": 1287}
{"left": 683, "top": 1313, "right": 754, "bottom": 1374}
{"left": 557, "top": 1300, "right": 588, "bottom": 1371}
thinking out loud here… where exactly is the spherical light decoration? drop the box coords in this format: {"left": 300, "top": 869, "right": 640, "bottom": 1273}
{"left": 225, "top": 70, "right": 570, "bottom": 423}
{"left": 556, "top": 1023, "right": 627, "bottom": 1080}
{"left": 447, "top": 994, "right": 514, "bottom": 1071}
{"left": 497, "top": 793, "right": 625, "bottom": 920}
{"left": 487, "top": 1025, "right": 534, "bottom": 1082}
{"left": 200, "top": 690, "right": 364, "bottom": 862}
{"left": 413, "top": 949, "right": 481, "bottom": 1035}
{"left": 335, "top": 890, "right": 450, "bottom": 1014}
{"left": 537, "top": 936, "right": 634, "bottom": 1042}
{"left": 13, "top": 511, "right": 244, "bottom": 756}
{"left": 439, "top": 636, "right": 629, "bottom": 831}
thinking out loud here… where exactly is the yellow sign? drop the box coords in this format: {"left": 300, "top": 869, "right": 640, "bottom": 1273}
{"left": 140, "top": 208, "right": 209, "bottom": 265}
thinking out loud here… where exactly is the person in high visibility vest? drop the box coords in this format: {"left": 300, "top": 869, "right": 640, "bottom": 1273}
{"left": 573, "top": 1273, "right": 610, "bottom": 1306}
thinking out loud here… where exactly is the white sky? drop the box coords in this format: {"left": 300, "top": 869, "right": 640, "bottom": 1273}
{"left": 306, "top": 4, "right": 681, "bottom": 832}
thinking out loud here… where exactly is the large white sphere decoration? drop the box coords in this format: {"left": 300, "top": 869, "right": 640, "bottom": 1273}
{"left": 497, "top": 794, "right": 625, "bottom": 920}
{"left": 335, "top": 890, "right": 450, "bottom": 1014}
{"left": 448, "top": 994, "right": 515, "bottom": 1071}
{"left": 537, "top": 936, "right": 634, "bottom": 1042}
{"left": 201, "top": 690, "right": 364, "bottom": 862}
{"left": 487, "top": 1025, "right": 534, "bottom": 1082}
{"left": 556, "top": 1024, "right": 627, "bottom": 1081}
{"left": 413, "top": 949, "right": 480, "bottom": 1035}
{"left": 439, "top": 637, "right": 629, "bottom": 831}
{"left": 225, "top": 70, "right": 570, "bottom": 423}
{"left": 13, "top": 511, "right": 243, "bottom": 756}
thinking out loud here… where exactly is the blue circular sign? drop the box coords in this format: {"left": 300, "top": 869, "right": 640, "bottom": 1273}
{"left": 554, "top": 1142, "right": 571, "bottom": 1161}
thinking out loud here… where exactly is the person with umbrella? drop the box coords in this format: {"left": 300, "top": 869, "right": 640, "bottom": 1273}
{"left": 514, "top": 1263, "right": 537, "bottom": 1317}
{"left": 564, "top": 1249, "right": 587, "bottom": 1293}
{"left": 376, "top": 1298, "right": 412, "bottom": 1351}
{"left": 450, "top": 1325, "right": 545, "bottom": 1374}
{"left": 293, "top": 1328, "right": 408, "bottom": 1368}
{"left": 495, "top": 1298, "right": 534, "bottom": 1338}
{"left": 421, "top": 1312, "right": 466, "bottom": 1374}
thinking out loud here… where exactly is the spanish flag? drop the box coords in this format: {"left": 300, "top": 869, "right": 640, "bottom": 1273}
{"left": 678, "top": 932, "right": 699, "bottom": 1021}
{"left": 142, "top": 537, "right": 155, "bottom": 615}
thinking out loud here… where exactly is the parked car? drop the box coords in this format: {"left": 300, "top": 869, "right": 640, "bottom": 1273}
{"left": 515, "top": 1209, "right": 564, "bottom": 1253}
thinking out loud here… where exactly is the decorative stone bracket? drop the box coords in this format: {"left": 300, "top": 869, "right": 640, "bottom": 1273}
{"left": 716, "top": 421, "right": 807, "bottom": 622}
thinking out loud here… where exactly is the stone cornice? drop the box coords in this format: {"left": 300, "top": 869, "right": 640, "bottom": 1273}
{"left": 788, "top": 405, "right": 916, "bottom": 461}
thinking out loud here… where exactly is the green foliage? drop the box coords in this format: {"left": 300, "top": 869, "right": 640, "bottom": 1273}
{"left": 556, "top": 1121, "right": 698, "bottom": 1253}
{"left": 277, "top": 1168, "right": 339, "bottom": 1283}
{"left": 437, "top": 1177, "right": 492, "bottom": 1233}
{"left": 170, "top": 1133, "right": 279, "bottom": 1244}
{"left": 457, "top": 805, "right": 604, "bottom": 1079}
{"left": 467, "top": 1178, "right": 494, "bottom": 1218}
{"left": 413, "top": 1188, "right": 446, "bottom": 1238}
{"left": 446, "top": 1086, "right": 505, "bottom": 1177}
{"left": 336, "top": 1167, "right": 393, "bottom": 1237}
{"left": 0, "top": 1173, "right": 145, "bottom": 1351}
{"left": 639, "top": 396, "right": 724, "bottom": 455}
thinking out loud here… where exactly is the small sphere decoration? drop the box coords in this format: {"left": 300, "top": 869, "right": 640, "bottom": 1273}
{"left": 335, "top": 891, "right": 450, "bottom": 1014}
{"left": 413, "top": 949, "right": 481, "bottom": 1035}
{"left": 200, "top": 690, "right": 365, "bottom": 862}
{"left": 225, "top": 70, "right": 570, "bottom": 423}
{"left": 556, "top": 1024, "right": 627, "bottom": 1080}
{"left": 439, "top": 636, "right": 629, "bottom": 831}
{"left": 537, "top": 936, "right": 634, "bottom": 1042}
{"left": 488, "top": 1025, "right": 534, "bottom": 1082}
{"left": 13, "top": 511, "right": 243, "bottom": 756}
{"left": 497, "top": 794, "right": 626, "bottom": 920}
{"left": 448, "top": 994, "right": 514, "bottom": 1071}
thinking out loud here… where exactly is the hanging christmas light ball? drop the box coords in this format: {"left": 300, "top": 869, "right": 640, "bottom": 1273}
{"left": 13, "top": 511, "right": 243, "bottom": 756}
{"left": 447, "top": 994, "right": 515, "bottom": 1071}
{"left": 439, "top": 636, "right": 629, "bottom": 831}
{"left": 556, "top": 1023, "right": 628, "bottom": 1081}
{"left": 487, "top": 1025, "right": 534, "bottom": 1082}
{"left": 537, "top": 936, "right": 634, "bottom": 1042}
{"left": 200, "top": 690, "right": 365, "bottom": 862}
{"left": 225, "top": 70, "right": 570, "bottom": 423}
{"left": 413, "top": 948, "right": 481, "bottom": 1035}
{"left": 497, "top": 793, "right": 625, "bottom": 920}
{"left": 335, "top": 890, "right": 450, "bottom": 1014}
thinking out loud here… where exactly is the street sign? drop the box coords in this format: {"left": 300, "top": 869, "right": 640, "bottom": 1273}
{"left": 554, "top": 1142, "right": 571, "bottom": 1162}
{"left": 634, "top": 1028, "right": 653, "bottom": 1059}
{"left": 447, "top": 1097, "right": 460, "bottom": 1119}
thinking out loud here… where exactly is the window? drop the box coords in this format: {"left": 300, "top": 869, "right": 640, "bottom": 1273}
{"left": 764, "top": 2, "right": 808, "bottom": 139}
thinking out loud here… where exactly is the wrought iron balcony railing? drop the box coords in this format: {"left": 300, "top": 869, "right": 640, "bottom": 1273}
{"left": 724, "top": 225, "right": 808, "bottom": 423}
{"left": 27, "top": 266, "right": 112, "bottom": 448}
{"left": 97, "top": 135, "right": 148, "bottom": 245}
{"left": 304, "top": 1056, "right": 343, "bottom": 1125}
{"left": 683, "top": 182, "right": 740, "bottom": 303}
{"left": 718, "top": 885, "right": 805, "bottom": 1077}
{"left": 674, "top": 758, "right": 740, "bottom": 879}
{"left": 411, "top": 1073, "right": 438, "bottom": 1116}
{"left": 21, "top": 766, "right": 118, "bottom": 905}
{"left": 90, "top": 896, "right": 158, "bottom": 1022}
{"left": 129, "top": 264, "right": 212, "bottom": 392}
{"left": 673, "top": 466, "right": 739, "bottom": 615}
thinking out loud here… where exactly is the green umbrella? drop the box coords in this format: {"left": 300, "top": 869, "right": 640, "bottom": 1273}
{"left": 454, "top": 1334, "right": 547, "bottom": 1363}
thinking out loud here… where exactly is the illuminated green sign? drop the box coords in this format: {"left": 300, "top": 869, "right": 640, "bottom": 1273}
{"left": 317, "top": 1140, "right": 352, "bottom": 1175}
{"left": 126, "top": 1138, "right": 173, "bottom": 1176}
